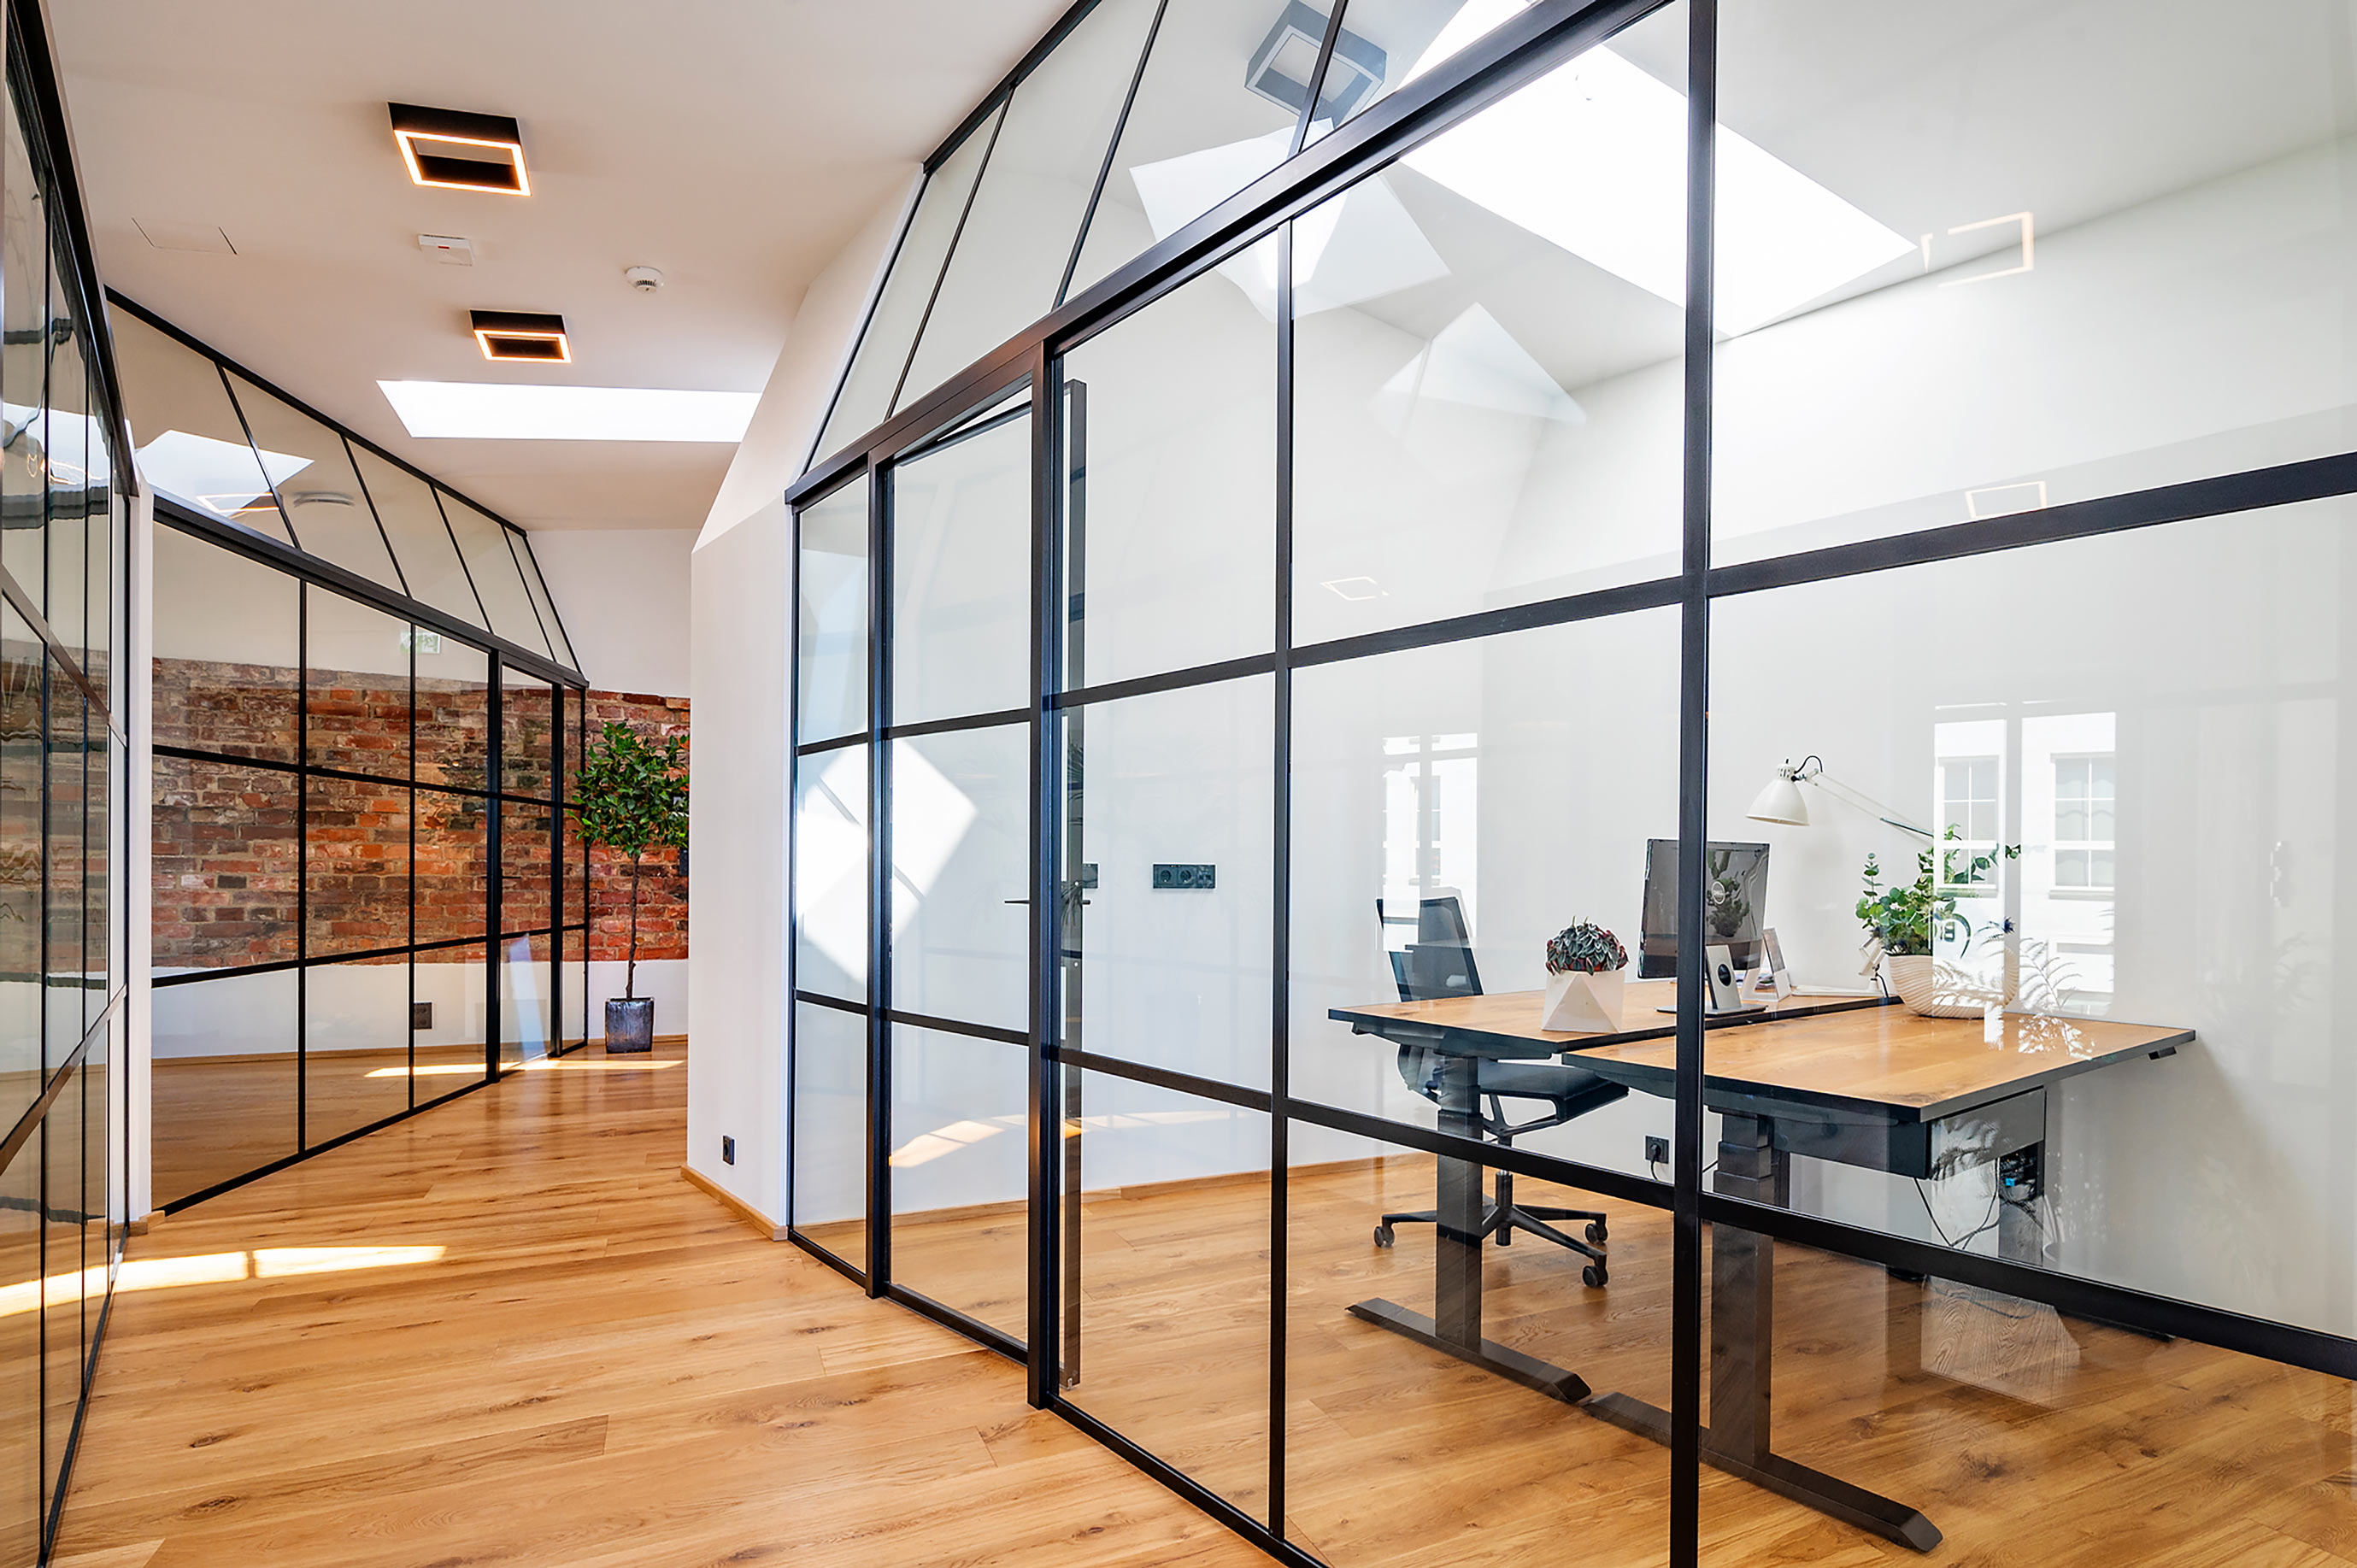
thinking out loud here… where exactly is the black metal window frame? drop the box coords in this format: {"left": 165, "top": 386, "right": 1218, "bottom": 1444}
{"left": 784, "top": 0, "right": 2357, "bottom": 1563}
{"left": 149, "top": 501, "right": 591, "bottom": 1215}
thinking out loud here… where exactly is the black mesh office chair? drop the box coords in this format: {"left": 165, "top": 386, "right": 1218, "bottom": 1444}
{"left": 1376, "top": 896, "right": 1626, "bottom": 1287}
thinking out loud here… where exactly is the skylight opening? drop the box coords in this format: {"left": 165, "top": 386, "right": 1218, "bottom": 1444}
{"left": 378, "top": 381, "right": 761, "bottom": 443}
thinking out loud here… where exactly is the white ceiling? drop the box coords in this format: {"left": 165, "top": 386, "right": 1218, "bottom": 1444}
{"left": 50, "top": 0, "right": 1072, "bottom": 530}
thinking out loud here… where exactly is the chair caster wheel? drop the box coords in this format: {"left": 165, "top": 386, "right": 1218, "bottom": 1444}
{"left": 1585, "top": 1222, "right": 1608, "bottom": 1245}
{"left": 1583, "top": 1265, "right": 1608, "bottom": 1289}
{"left": 1373, "top": 1225, "right": 1394, "bottom": 1248}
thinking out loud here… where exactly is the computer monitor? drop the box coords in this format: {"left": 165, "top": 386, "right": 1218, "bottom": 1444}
{"left": 1638, "top": 840, "right": 1770, "bottom": 979}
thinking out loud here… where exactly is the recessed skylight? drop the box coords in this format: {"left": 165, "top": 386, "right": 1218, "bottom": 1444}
{"left": 469, "top": 310, "right": 570, "bottom": 363}
{"left": 378, "top": 381, "right": 760, "bottom": 443}
{"left": 389, "top": 103, "right": 530, "bottom": 196}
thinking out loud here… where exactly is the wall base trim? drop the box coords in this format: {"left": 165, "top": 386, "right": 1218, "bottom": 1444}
{"left": 680, "top": 1163, "right": 787, "bottom": 1241}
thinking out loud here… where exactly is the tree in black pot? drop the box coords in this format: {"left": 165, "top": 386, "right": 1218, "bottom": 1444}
{"left": 572, "top": 719, "right": 688, "bottom": 1052}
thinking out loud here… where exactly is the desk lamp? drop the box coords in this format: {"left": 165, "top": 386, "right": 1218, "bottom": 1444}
{"left": 1748, "top": 755, "right": 1934, "bottom": 839}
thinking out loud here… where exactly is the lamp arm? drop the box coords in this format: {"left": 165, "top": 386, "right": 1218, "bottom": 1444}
{"left": 1802, "top": 767, "right": 1935, "bottom": 840}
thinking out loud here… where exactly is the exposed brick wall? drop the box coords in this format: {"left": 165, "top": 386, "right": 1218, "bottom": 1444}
{"left": 152, "top": 660, "right": 688, "bottom": 969}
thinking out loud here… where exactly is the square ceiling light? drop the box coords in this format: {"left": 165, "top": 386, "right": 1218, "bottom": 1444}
{"left": 470, "top": 310, "right": 570, "bottom": 362}
{"left": 390, "top": 103, "right": 530, "bottom": 195}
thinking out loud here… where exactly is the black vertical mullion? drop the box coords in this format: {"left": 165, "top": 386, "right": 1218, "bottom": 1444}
{"left": 499, "top": 526, "right": 555, "bottom": 660}
{"left": 1287, "top": 0, "right": 1349, "bottom": 158}
{"left": 486, "top": 663, "right": 503, "bottom": 1082}
{"left": 1669, "top": 3, "right": 1718, "bottom": 1565}
{"left": 550, "top": 685, "right": 564, "bottom": 1055}
{"left": 1267, "top": 220, "right": 1295, "bottom": 1535}
{"left": 408, "top": 617, "right": 417, "bottom": 1107}
{"left": 296, "top": 584, "right": 309, "bottom": 1149}
{"left": 218, "top": 362, "right": 302, "bottom": 554}
{"left": 1055, "top": 0, "right": 1168, "bottom": 308}
{"left": 341, "top": 432, "right": 412, "bottom": 598}
{"left": 886, "top": 104, "right": 1008, "bottom": 419}
{"left": 1026, "top": 349, "right": 1059, "bottom": 1407}
{"left": 430, "top": 487, "right": 495, "bottom": 635}
{"left": 866, "top": 456, "right": 893, "bottom": 1295}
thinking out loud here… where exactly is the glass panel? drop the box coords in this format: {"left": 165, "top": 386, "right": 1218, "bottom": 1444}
{"left": 1291, "top": 607, "right": 1680, "bottom": 1180}
{"left": 512, "top": 537, "right": 576, "bottom": 672}
{"left": 1304, "top": 0, "right": 1537, "bottom": 150}
{"left": 796, "top": 474, "right": 868, "bottom": 743}
{"left": 304, "top": 956, "right": 413, "bottom": 1142}
{"left": 414, "top": 787, "right": 487, "bottom": 948}
{"left": 889, "top": 725, "right": 1027, "bottom": 1034}
{"left": 150, "top": 524, "right": 301, "bottom": 763}
{"left": 40, "top": 1072, "right": 81, "bottom": 1524}
{"left": 224, "top": 372, "right": 401, "bottom": 587}
{"left": 500, "top": 931, "right": 553, "bottom": 1067}
{"left": 350, "top": 446, "right": 479, "bottom": 626}
{"left": 0, "top": 1136, "right": 32, "bottom": 1567}
{"left": 45, "top": 261, "right": 86, "bottom": 653}
{"left": 502, "top": 668, "right": 554, "bottom": 798}
{"left": 413, "top": 943, "right": 489, "bottom": 1084}
{"left": 1065, "top": 0, "right": 1303, "bottom": 298}
{"left": 562, "top": 925, "right": 587, "bottom": 1048}
{"left": 308, "top": 773, "right": 410, "bottom": 959}
{"left": 1059, "top": 244, "right": 1277, "bottom": 688}
{"left": 795, "top": 743, "right": 867, "bottom": 1002}
{"left": 44, "top": 669, "right": 83, "bottom": 1068}
{"left": 791, "top": 999, "right": 867, "bottom": 1266}
{"left": 151, "top": 755, "right": 299, "bottom": 973}
{"left": 502, "top": 796, "right": 553, "bottom": 935}
{"left": 414, "top": 633, "right": 489, "bottom": 791}
{"left": 104, "top": 309, "right": 291, "bottom": 544}
{"left": 890, "top": 398, "right": 1031, "bottom": 725}
{"left": 1283, "top": 1121, "right": 1669, "bottom": 1565}
{"left": 818, "top": 112, "right": 1002, "bottom": 457}
{"left": 2, "top": 91, "right": 46, "bottom": 589}
{"left": 150, "top": 969, "right": 298, "bottom": 1207}
{"left": 84, "top": 695, "right": 109, "bottom": 1022}
{"left": 1061, "top": 1069, "right": 1269, "bottom": 1511}
{"left": 1061, "top": 678, "right": 1273, "bottom": 1090}
{"left": 0, "top": 607, "right": 36, "bottom": 1128}
{"left": 888, "top": 1023, "right": 1026, "bottom": 1341}
{"left": 1291, "top": 3, "right": 1689, "bottom": 645}
{"left": 84, "top": 357, "right": 111, "bottom": 689}
{"left": 85, "top": 1009, "right": 108, "bottom": 1295}
{"left": 899, "top": 0, "right": 1161, "bottom": 396}
{"left": 439, "top": 495, "right": 546, "bottom": 657}
{"left": 1713, "top": 0, "right": 2357, "bottom": 566}
{"left": 305, "top": 588, "right": 412, "bottom": 779}
{"left": 1706, "top": 497, "right": 2354, "bottom": 1333}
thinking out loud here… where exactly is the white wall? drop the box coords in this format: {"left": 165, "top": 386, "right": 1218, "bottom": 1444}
{"left": 526, "top": 528, "right": 693, "bottom": 697}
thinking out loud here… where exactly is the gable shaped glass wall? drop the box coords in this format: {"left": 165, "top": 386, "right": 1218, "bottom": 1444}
{"left": 0, "top": 0, "right": 133, "bottom": 1559}
{"left": 132, "top": 308, "right": 590, "bottom": 1212}
{"left": 792, "top": 1, "right": 2357, "bottom": 1565}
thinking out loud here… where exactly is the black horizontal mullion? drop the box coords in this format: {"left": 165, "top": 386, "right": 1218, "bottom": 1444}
{"left": 796, "top": 989, "right": 869, "bottom": 1017}
{"left": 1707, "top": 449, "right": 2357, "bottom": 600}
{"left": 885, "top": 707, "right": 1030, "bottom": 742}
{"left": 1701, "top": 1191, "right": 2357, "bottom": 1383}
{"left": 1059, "top": 1048, "right": 1273, "bottom": 1114}
{"left": 155, "top": 931, "right": 490, "bottom": 988}
{"left": 0, "top": 561, "right": 105, "bottom": 717}
{"left": 1053, "top": 652, "right": 1278, "bottom": 712}
{"left": 1284, "top": 1094, "right": 1674, "bottom": 1212}
{"left": 0, "top": 993, "right": 114, "bottom": 1176}
{"left": 885, "top": 1283, "right": 1026, "bottom": 1363}
{"left": 796, "top": 731, "right": 867, "bottom": 759}
{"left": 1292, "top": 574, "right": 1687, "bottom": 670}
{"left": 884, "top": 1008, "right": 1027, "bottom": 1048}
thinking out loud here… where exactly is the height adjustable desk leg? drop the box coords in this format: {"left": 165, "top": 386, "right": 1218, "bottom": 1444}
{"left": 1348, "top": 1053, "right": 1590, "bottom": 1405}
{"left": 1584, "top": 1111, "right": 1942, "bottom": 1553}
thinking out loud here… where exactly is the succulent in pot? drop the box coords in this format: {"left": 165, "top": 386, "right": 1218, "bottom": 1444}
{"left": 1542, "top": 920, "right": 1628, "bottom": 1032}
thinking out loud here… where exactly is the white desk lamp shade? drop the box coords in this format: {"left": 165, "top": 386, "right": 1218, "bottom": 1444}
{"left": 1747, "top": 768, "right": 1810, "bottom": 826}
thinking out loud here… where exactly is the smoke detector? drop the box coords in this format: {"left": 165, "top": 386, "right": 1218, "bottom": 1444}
{"left": 624, "top": 266, "right": 664, "bottom": 293}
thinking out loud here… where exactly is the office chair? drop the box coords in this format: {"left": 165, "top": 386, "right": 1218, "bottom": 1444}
{"left": 1375, "top": 896, "right": 1626, "bottom": 1287}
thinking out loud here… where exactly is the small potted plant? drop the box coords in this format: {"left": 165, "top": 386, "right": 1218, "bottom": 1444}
{"left": 1855, "top": 828, "right": 2017, "bottom": 1018}
{"left": 572, "top": 719, "right": 688, "bottom": 1052}
{"left": 1542, "top": 920, "right": 1629, "bottom": 1032}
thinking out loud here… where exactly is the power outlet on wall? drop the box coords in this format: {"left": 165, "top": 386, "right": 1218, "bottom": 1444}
{"left": 412, "top": 1001, "right": 434, "bottom": 1031}
{"left": 1151, "top": 863, "right": 1216, "bottom": 890}
{"left": 1643, "top": 1136, "right": 1669, "bottom": 1167}
{"left": 721, "top": 1136, "right": 736, "bottom": 1166}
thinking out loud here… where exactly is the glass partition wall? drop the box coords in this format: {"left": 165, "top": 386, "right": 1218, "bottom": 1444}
{"left": 1, "top": 1, "right": 135, "bottom": 1559}
{"left": 137, "top": 302, "right": 590, "bottom": 1212}
{"left": 792, "top": 1, "right": 2357, "bottom": 1565}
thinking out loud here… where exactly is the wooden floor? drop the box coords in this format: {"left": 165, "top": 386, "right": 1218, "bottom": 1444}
{"left": 57, "top": 1045, "right": 2357, "bottom": 1568}
{"left": 56, "top": 1046, "right": 1267, "bottom": 1568}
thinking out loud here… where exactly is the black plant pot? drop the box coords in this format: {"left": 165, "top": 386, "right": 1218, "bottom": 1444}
{"left": 607, "top": 997, "right": 655, "bottom": 1054}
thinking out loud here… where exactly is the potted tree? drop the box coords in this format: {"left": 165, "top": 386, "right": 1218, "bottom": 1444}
{"left": 573, "top": 719, "right": 688, "bottom": 1052}
{"left": 1541, "top": 919, "right": 1629, "bottom": 1032}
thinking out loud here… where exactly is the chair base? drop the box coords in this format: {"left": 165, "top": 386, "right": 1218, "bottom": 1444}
{"left": 1375, "top": 1197, "right": 1609, "bottom": 1285}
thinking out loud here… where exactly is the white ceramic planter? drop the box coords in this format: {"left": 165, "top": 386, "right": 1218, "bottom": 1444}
{"left": 1883, "top": 950, "right": 2017, "bottom": 1019}
{"left": 1542, "top": 967, "right": 1625, "bottom": 1033}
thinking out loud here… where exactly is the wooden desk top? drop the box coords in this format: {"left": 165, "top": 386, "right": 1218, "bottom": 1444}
{"left": 1328, "top": 979, "right": 2191, "bottom": 1124}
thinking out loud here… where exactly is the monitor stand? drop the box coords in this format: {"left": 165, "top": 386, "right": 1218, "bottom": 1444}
{"left": 1656, "top": 999, "right": 1772, "bottom": 1018}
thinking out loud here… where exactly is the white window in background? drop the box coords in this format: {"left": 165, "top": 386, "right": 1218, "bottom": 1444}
{"left": 2052, "top": 755, "right": 2116, "bottom": 891}
{"left": 1938, "top": 752, "right": 2001, "bottom": 892}
{"left": 1381, "top": 732, "right": 1478, "bottom": 937}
